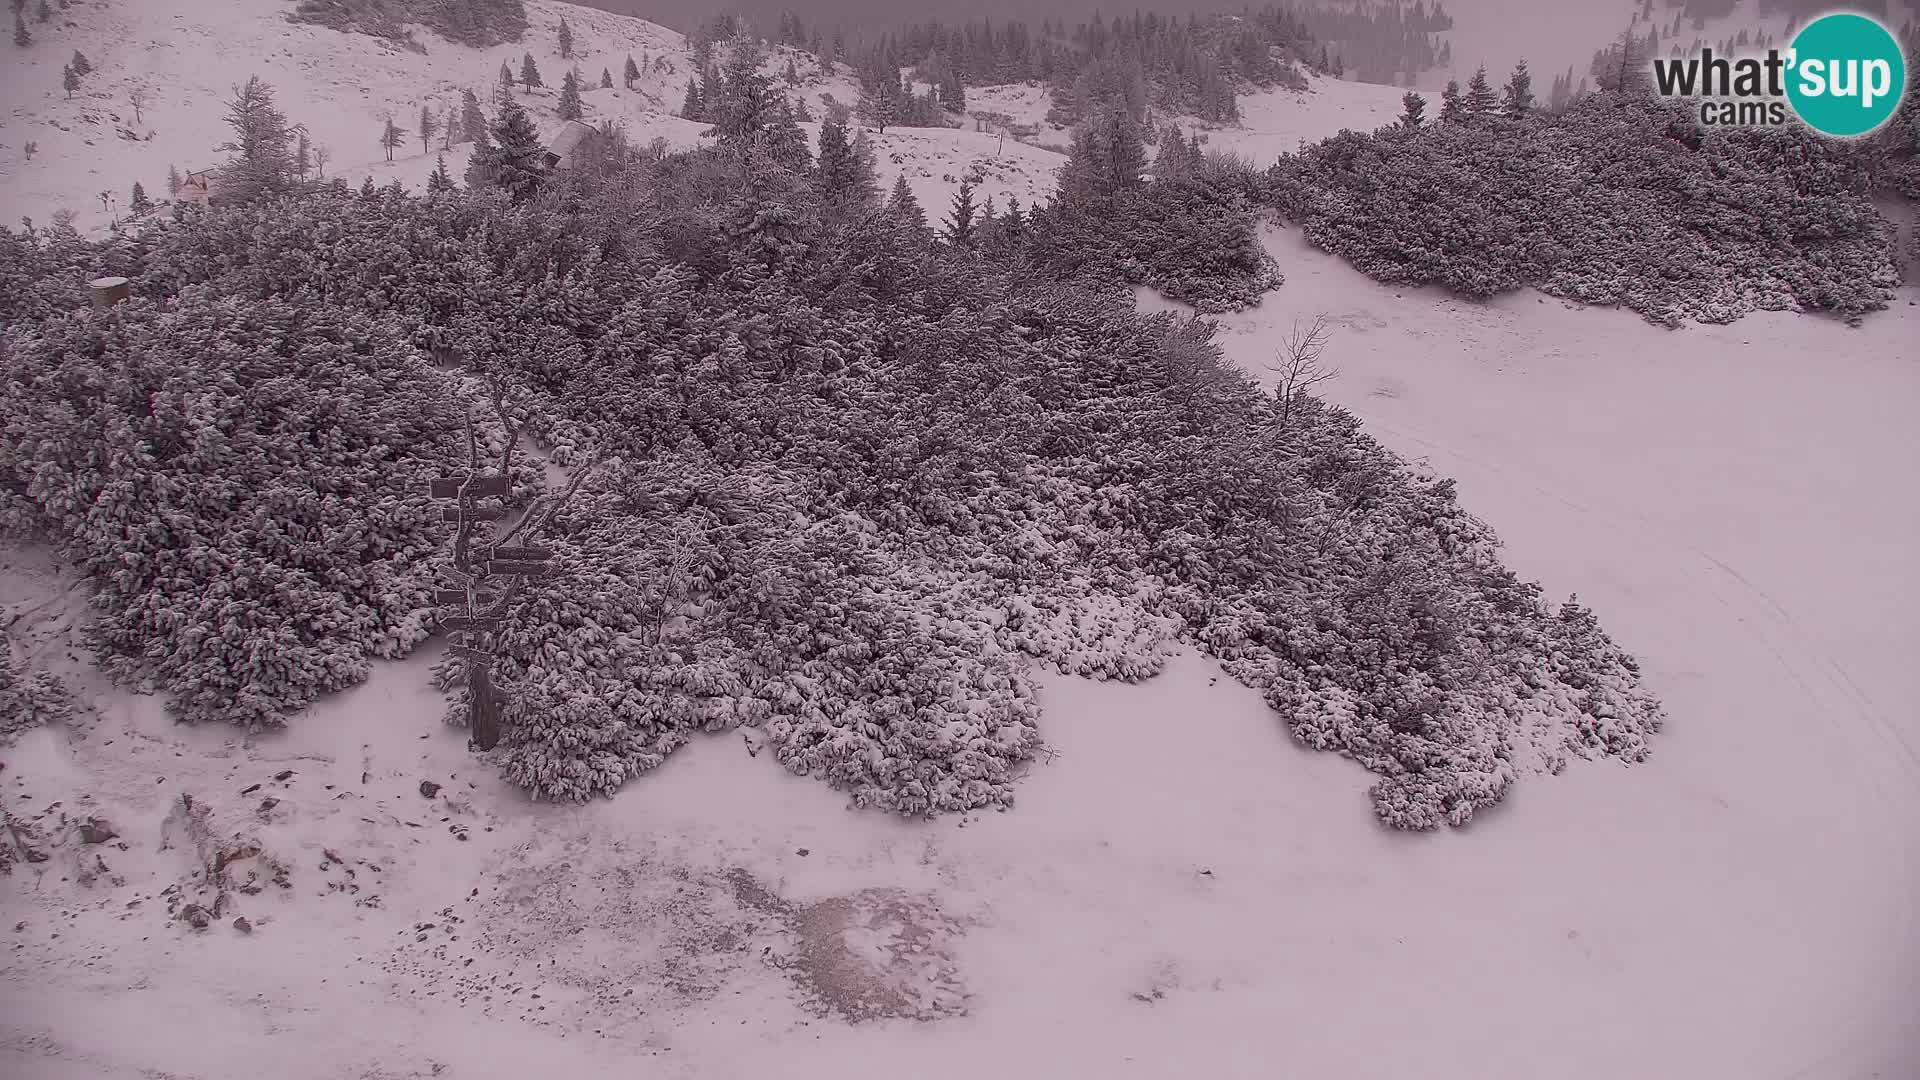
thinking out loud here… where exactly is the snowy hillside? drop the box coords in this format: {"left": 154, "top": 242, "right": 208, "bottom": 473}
{"left": 4, "top": 233, "right": 1915, "bottom": 1080}
{"left": 5, "top": 8, "right": 1916, "bottom": 1080}
{"left": 0, "top": 0, "right": 688, "bottom": 230}
{"left": 0, "top": 0, "right": 1438, "bottom": 235}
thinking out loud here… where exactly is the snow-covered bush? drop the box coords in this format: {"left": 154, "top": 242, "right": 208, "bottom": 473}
{"left": 1267, "top": 93, "right": 1903, "bottom": 325}
{"left": 0, "top": 644, "right": 74, "bottom": 742}
{"left": 1, "top": 143, "right": 1666, "bottom": 827}
{"left": 0, "top": 290, "right": 468, "bottom": 727}
{"left": 1026, "top": 180, "right": 1283, "bottom": 312}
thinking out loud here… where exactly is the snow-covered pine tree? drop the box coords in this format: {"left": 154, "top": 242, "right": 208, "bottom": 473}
{"left": 712, "top": 36, "right": 775, "bottom": 145}
{"left": 461, "top": 87, "right": 489, "bottom": 147}
{"left": 681, "top": 77, "right": 702, "bottom": 120}
{"left": 14, "top": 12, "right": 30, "bottom": 47}
{"left": 1001, "top": 195, "right": 1025, "bottom": 239}
{"left": 847, "top": 127, "right": 880, "bottom": 206}
{"left": 944, "top": 178, "right": 977, "bottom": 246}
{"left": 600, "top": 67, "right": 612, "bottom": 89}
{"left": 166, "top": 163, "right": 181, "bottom": 195}
{"left": 1439, "top": 79, "right": 1465, "bottom": 123}
{"left": 556, "top": 16, "right": 572, "bottom": 59}
{"left": 1105, "top": 107, "right": 1147, "bottom": 191}
{"left": 767, "top": 97, "right": 811, "bottom": 172}
{"left": 428, "top": 154, "right": 454, "bottom": 193}
{"left": 557, "top": 70, "right": 583, "bottom": 120}
{"left": 61, "top": 62, "right": 76, "bottom": 98}
{"left": 465, "top": 89, "right": 545, "bottom": 203}
{"left": 521, "top": 53, "right": 543, "bottom": 89}
{"left": 69, "top": 48, "right": 88, "bottom": 75}
{"left": 1502, "top": 60, "right": 1534, "bottom": 118}
{"left": 499, "top": 60, "right": 514, "bottom": 92}
{"left": 1465, "top": 66, "right": 1497, "bottom": 119}
{"left": 380, "top": 115, "right": 406, "bottom": 161}
{"left": 215, "top": 76, "right": 298, "bottom": 203}
{"left": 418, "top": 103, "right": 439, "bottom": 153}
{"left": 128, "top": 180, "right": 151, "bottom": 214}
{"left": 1058, "top": 119, "right": 1112, "bottom": 202}
{"left": 885, "top": 174, "right": 926, "bottom": 228}
{"left": 623, "top": 54, "right": 638, "bottom": 88}
{"left": 1401, "top": 90, "right": 1427, "bottom": 127}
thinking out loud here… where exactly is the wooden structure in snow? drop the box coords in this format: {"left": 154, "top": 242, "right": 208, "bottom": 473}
{"left": 540, "top": 119, "right": 602, "bottom": 172}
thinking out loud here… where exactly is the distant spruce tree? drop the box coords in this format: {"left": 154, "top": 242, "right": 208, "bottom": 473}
{"left": 62, "top": 63, "right": 77, "bottom": 98}
{"left": 680, "top": 77, "right": 702, "bottom": 120}
{"left": 461, "top": 88, "right": 490, "bottom": 147}
{"left": 846, "top": 128, "right": 880, "bottom": 207}
{"left": 1400, "top": 90, "right": 1426, "bottom": 127}
{"left": 885, "top": 174, "right": 926, "bottom": 228}
{"left": 943, "top": 178, "right": 977, "bottom": 246}
{"left": 520, "top": 53, "right": 543, "bottom": 90}
{"left": 69, "top": 48, "right": 89, "bottom": 75}
{"left": 418, "top": 104, "right": 438, "bottom": 154}
{"left": 499, "top": 61, "right": 514, "bottom": 92}
{"left": 814, "top": 109, "right": 855, "bottom": 196}
{"left": 599, "top": 67, "right": 612, "bottom": 89}
{"left": 359, "top": 174, "right": 377, "bottom": 199}
{"left": 712, "top": 37, "right": 776, "bottom": 145}
{"left": 1465, "top": 66, "right": 1497, "bottom": 119}
{"left": 623, "top": 54, "right": 639, "bottom": 88}
{"left": 295, "top": 130, "right": 311, "bottom": 177}
{"left": 465, "top": 89, "right": 545, "bottom": 204}
{"left": 427, "top": 154, "right": 454, "bottom": 193}
{"left": 16, "top": 13, "right": 33, "bottom": 47}
{"left": 767, "top": 98, "right": 811, "bottom": 171}
{"left": 1058, "top": 119, "right": 1112, "bottom": 202}
{"left": 1000, "top": 195, "right": 1026, "bottom": 240}
{"left": 1502, "top": 60, "right": 1534, "bottom": 118}
{"left": 380, "top": 116, "right": 406, "bottom": 162}
{"left": 1439, "top": 79, "right": 1466, "bottom": 124}
{"left": 1105, "top": 107, "right": 1147, "bottom": 191}
{"left": 556, "top": 17, "right": 573, "bottom": 59}
{"left": 699, "top": 63, "right": 723, "bottom": 120}
{"left": 128, "top": 181, "right": 152, "bottom": 215}
{"left": 215, "top": 76, "right": 298, "bottom": 203}
{"left": 557, "top": 70, "right": 583, "bottom": 120}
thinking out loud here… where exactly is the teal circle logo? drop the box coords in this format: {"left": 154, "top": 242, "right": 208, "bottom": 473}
{"left": 1785, "top": 13, "right": 1907, "bottom": 137}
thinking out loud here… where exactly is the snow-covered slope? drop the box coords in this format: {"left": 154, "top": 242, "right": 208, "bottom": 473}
{"left": 5, "top": 236, "right": 1917, "bottom": 1078}
{"left": 0, "top": 0, "right": 691, "bottom": 229}
{"left": 0, "top": 0, "right": 1441, "bottom": 236}
{"left": 8, "top": 28, "right": 1916, "bottom": 1080}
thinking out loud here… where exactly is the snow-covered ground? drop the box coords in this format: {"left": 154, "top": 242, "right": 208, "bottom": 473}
{"left": 1, "top": 0, "right": 1421, "bottom": 235}
{"left": 6, "top": 238, "right": 1916, "bottom": 1079}
{"left": 5, "top": 6, "right": 1919, "bottom": 1078}
{"left": 1178, "top": 71, "right": 1409, "bottom": 159}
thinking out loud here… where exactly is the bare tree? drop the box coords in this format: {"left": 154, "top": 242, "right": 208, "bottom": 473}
{"left": 129, "top": 84, "right": 149, "bottom": 125}
{"left": 1266, "top": 314, "right": 1338, "bottom": 428}
{"left": 312, "top": 143, "right": 330, "bottom": 178}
